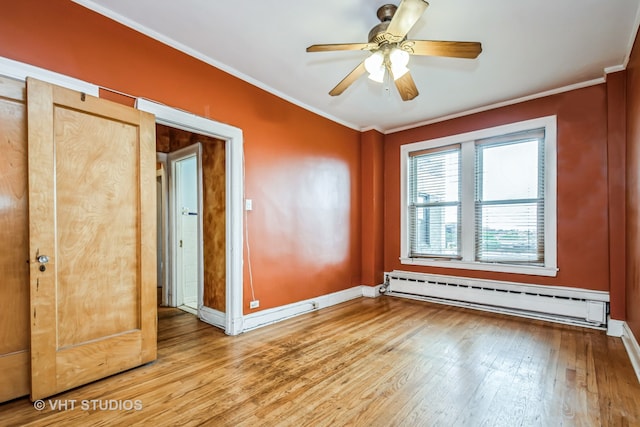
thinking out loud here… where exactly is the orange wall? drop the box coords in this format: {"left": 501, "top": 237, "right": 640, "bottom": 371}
{"left": 626, "top": 29, "right": 640, "bottom": 338}
{"left": 384, "top": 85, "right": 616, "bottom": 297}
{"left": 607, "top": 71, "right": 628, "bottom": 324}
{"left": 0, "top": 0, "right": 362, "bottom": 313}
{"left": 361, "top": 130, "right": 385, "bottom": 286}
{"left": 1, "top": 0, "right": 634, "bottom": 324}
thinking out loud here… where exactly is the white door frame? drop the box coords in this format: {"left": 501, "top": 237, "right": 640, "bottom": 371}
{"left": 0, "top": 56, "right": 98, "bottom": 95}
{"left": 156, "top": 154, "right": 169, "bottom": 306}
{"left": 136, "top": 99, "right": 244, "bottom": 335}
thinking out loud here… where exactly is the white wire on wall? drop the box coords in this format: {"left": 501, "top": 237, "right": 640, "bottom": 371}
{"left": 243, "top": 151, "right": 256, "bottom": 303}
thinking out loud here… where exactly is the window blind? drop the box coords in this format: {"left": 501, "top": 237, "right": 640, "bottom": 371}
{"left": 408, "top": 145, "right": 461, "bottom": 258}
{"left": 474, "top": 128, "right": 545, "bottom": 264}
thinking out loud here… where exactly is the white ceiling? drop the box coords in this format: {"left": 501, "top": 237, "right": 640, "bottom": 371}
{"left": 73, "top": 0, "right": 640, "bottom": 132}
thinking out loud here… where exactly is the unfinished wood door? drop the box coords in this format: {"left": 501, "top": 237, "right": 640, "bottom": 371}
{"left": 27, "top": 78, "right": 157, "bottom": 400}
{"left": 0, "top": 76, "right": 30, "bottom": 403}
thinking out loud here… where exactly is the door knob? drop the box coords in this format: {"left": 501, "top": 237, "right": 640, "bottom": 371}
{"left": 37, "top": 255, "right": 49, "bottom": 264}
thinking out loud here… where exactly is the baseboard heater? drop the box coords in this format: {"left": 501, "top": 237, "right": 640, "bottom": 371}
{"left": 384, "top": 270, "right": 609, "bottom": 329}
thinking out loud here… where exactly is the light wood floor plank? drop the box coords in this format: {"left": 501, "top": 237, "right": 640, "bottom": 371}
{"left": 1, "top": 297, "right": 639, "bottom": 426}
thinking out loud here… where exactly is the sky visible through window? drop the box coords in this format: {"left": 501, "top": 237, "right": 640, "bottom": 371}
{"left": 478, "top": 139, "right": 539, "bottom": 230}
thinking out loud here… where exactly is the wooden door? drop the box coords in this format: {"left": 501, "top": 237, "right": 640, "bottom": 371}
{"left": 0, "top": 76, "right": 30, "bottom": 403}
{"left": 27, "top": 78, "right": 157, "bottom": 400}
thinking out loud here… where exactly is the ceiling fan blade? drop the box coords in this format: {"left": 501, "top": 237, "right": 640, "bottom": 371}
{"left": 393, "top": 71, "right": 419, "bottom": 101}
{"left": 307, "top": 43, "right": 377, "bottom": 52}
{"left": 329, "top": 61, "right": 367, "bottom": 96}
{"left": 384, "top": 0, "right": 429, "bottom": 42}
{"left": 401, "top": 40, "right": 482, "bottom": 58}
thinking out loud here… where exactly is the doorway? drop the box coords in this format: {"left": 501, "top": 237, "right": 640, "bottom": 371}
{"left": 138, "top": 98, "right": 244, "bottom": 335}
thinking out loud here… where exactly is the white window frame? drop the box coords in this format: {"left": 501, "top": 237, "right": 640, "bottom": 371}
{"left": 400, "top": 116, "right": 558, "bottom": 277}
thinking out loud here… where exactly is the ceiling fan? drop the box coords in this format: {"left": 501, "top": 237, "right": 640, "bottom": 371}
{"left": 306, "top": 0, "right": 482, "bottom": 101}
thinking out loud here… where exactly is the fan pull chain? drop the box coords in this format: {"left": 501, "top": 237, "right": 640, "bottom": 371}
{"left": 384, "top": 67, "right": 392, "bottom": 97}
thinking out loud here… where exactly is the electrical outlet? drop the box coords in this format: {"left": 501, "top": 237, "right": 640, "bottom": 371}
{"left": 249, "top": 300, "right": 259, "bottom": 309}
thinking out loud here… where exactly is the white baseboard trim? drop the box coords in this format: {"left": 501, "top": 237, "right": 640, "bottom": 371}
{"left": 242, "top": 286, "right": 366, "bottom": 332}
{"left": 183, "top": 296, "right": 197, "bottom": 305}
{"left": 362, "top": 285, "right": 383, "bottom": 298}
{"left": 607, "top": 318, "right": 625, "bottom": 337}
{"left": 199, "top": 306, "right": 226, "bottom": 330}
{"left": 622, "top": 322, "right": 640, "bottom": 385}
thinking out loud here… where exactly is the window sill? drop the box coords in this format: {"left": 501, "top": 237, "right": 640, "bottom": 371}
{"left": 399, "top": 257, "right": 558, "bottom": 277}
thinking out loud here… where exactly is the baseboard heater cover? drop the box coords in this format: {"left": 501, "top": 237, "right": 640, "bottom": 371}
{"left": 385, "top": 270, "right": 609, "bottom": 329}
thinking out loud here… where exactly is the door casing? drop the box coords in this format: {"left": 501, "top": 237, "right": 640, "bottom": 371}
{"left": 136, "top": 99, "right": 244, "bottom": 335}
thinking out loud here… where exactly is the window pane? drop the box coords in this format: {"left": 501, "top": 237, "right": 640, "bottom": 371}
{"left": 412, "top": 150, "right": 460, "bottom": 203}
{"left": 476, "top": 202, "right": 543, "bottom": 263}
{"left": 409, "top": 147, "right": 460, "bottom": 257}
{"left": 478, "top": 139, "right": 539, "bottom": 201}
{"left": 410, "top": 205, "right": 459, "bottom": 256}
{"left": 475, "top": 131, "right": 544, "bottom": 265}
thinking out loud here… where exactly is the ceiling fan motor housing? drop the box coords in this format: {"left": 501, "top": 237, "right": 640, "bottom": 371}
{"left": 368, "top": 4, "right": 398, "bottom": 44}
{"left": 377, "top": 4, "right": 397, "bottom": 21}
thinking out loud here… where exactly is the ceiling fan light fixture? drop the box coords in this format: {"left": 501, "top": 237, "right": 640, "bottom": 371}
{"left": 389, "top": 47, "right": 410, "bottom": 67}
{"left": 368, "top": 65, "right": 386, "bottom": 83}
{"left": 389, "top": 47, "right": 410, "bottom": 79}
{"left": 364, "top": 51, "right": 385, "bottom": 74}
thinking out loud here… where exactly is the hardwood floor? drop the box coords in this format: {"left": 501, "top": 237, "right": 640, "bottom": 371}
{"left": 1, "top": 297, "right": 639, "bottom": 426}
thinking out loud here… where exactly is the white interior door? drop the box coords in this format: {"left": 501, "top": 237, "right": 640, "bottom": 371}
{"left": 168, "top": 143, "right": 203, "bottom": 315}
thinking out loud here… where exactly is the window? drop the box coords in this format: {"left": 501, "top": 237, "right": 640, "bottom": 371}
{"left": 475, "top": 129, "right": 545, "bottom": 264}
{"left": 408, "top": 146, "right": 461, "bottom": 258}
{"left": 401, "top": 116, "right": 557, "bottom": 276}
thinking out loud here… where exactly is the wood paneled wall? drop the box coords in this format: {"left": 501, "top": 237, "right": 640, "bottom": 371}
{"left": 0, "top": 76, "right": 30, "bottom": 402}
{"left": 156, "top": 124, "right": 226, "bottom": 312}
{"left": 201, "top": 141, "right": 226, "bottom": 311}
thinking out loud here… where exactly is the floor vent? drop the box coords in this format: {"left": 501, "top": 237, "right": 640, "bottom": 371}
{"left": 385, "top": 270, "right": 609, "bottom": 329}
